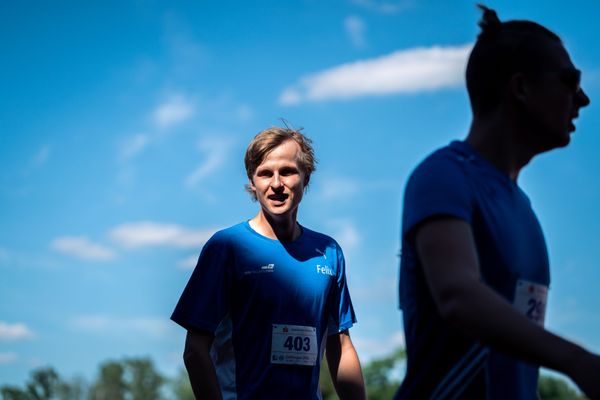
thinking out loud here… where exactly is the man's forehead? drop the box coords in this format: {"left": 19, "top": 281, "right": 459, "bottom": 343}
{"left": 256, "top": 141, "right": 301, "bottom": 167}
{"left": 540, "top": 40, "right": 575, "bottom": 69}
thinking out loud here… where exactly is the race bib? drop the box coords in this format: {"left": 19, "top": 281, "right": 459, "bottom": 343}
{"left": 271, "top": 324, "right": 318, "bottom": 366}
{"left": 513, "top": 279, "right": 548, "bottom": 326}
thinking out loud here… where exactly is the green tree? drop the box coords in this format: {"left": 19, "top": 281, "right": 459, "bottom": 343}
{"left": 26, "top": 368, "right": 61, "bottom": 400}
{"left": 362, "top": 348, "right": 405, "bottom": 400}
{"left": 319, "top": 359, "right": 336, "bottom": 400}
{"left": 55, "top": 376, "right": 87, "bottom": 400}
{"left": 88, "top": 361, "right": 126, "bottom": 400}
{"left": 123, "top": 358, "right": 164, "bottom": 400}
{"left": 170, "top": 368, "right": 194, "bottom": 400}
{"left": 320, "top": 348, "right": 405, "bottom": 400}
{"left": 538, "top": 374, "right": 587, "bottom": 400}
{"left": 1, "top": 386, "right": 30, "bottom": 400}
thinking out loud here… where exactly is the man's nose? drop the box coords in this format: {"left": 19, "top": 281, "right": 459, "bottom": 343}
{"left": 576, "top": 87, "right": 591, "bottom": 108}
{"left": 271, "top": 174, "right": 283, "bottom": 189}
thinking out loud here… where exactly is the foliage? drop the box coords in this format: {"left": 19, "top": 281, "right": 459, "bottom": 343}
{"left": 88, "top": 357, "right": 164, "bottom": 400}
{"left": 538, "top": 374, "right": 587, "bottom": 400}
{"left": 362, "top": 348, "right": 405, "bottom": 400}
{"left": 320, "top": 347, "right": 405, "bottom": 400}
{"left": 169, "top": 369, "right": 194, "bottom": 400}
{"left": 0, "top": 352, "right": 589, "bottom": 400}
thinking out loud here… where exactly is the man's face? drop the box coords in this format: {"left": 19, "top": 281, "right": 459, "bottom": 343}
{"left": 523, "top": 41, "right": 590, "bottom": 152}
{"left": 249, "top": 140, "right": 308, "bottom": 220}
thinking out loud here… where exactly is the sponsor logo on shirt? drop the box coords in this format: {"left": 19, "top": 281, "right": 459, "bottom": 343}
{"left": 316, "top": 264, "right": 333, "bottom": 276}
{"left": 244, "top": 263, "right": 276, "bottom": 275}
{"left": 315, "top": 248, "right": 327, "bottom": 259}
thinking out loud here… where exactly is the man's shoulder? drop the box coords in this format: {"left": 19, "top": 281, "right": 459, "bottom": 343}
{"left": 299, "top": 226, "right": 343, "bottom": 253}
{"left": 206, "top": 221, "right": 252, "bottom": 247}
{"left": 413, "top": 141, "right": 471, "bottom": 173}
{"left": 406, "top": 141, "right": 473, "bottom": 190}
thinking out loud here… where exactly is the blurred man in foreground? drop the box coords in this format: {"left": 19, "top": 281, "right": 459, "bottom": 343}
{"left": 396, "top": 6, "right": 600, "bottom": 399}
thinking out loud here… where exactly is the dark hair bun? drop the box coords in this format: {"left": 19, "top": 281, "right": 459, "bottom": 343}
{"left": 477, "top": 4, "right": 501, "bottom": 33}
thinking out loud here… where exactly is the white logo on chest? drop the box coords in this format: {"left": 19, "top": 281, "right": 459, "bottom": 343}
{"left": 316, "top": 264, "right": 333, "bottom": 276}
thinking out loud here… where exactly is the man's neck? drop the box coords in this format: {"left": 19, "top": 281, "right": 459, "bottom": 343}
{"left": 249, "top": 210, "right": 301, "bottom": 242}
{"left": 465, "top": 113, "right": 536, "bottom": 181}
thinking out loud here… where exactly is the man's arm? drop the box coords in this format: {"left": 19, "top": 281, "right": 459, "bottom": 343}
{"left": 325, "top": 330, "right": 366, "bottom": 400}
{"left": 416, "top": 217, "right": 600, "bottom": 399}
{"left": 183, "top": 329, "right": 222, "bottom": 400}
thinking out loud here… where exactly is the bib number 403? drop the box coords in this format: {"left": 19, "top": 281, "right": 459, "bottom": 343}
{"left": 283, "top": 336, "right": 310, "bottom": 352}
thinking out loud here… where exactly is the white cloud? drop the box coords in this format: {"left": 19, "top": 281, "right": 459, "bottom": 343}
{"left": 119, "top": 133, "right": 149, "bottom": 162}
{"left": 345, "top": 16, "right": 366, "bottom": 48}
{"left": 185, "top": 137, "right": 234, "bottom": 188}
{"left": 327, "top": 219, "right": 360, "bottom": 251}
{"left": 33, "top": 145, "right": 51, "bottom": 167}
{"left": 51, "top": 237, "right": 116, "bottom": 261}
{"left": 153, "top": 94, "right": 194, "bottom": 129}
{"left": 178, "top": 254, "right": 198, "bottom": 270}
{"left": 0, "top": 322, "right": 35, "bottom": 342}
{"left": 0, "top": 247, "right": 9, "bottom": 265}
{"left": 0, "top": 352, "right": 18, "bottom": 364}
{"left": 236, "top": 104, "right": 253, "bottom": 121}
{"left": 316, "top": 176, "right": 360, "bottom": 201}
{"left": 110, "top": 221, "right": 213, "bottom": 249}
{"left": 22, "top": 145, "right": 52, "bottom": 176}
{"left": 279, "top": 44, "right": 472, "bottom": 105}
{"left": 351, "top": 0, "right": 413, "bottom": 14}
{"left": 70, "top": 315, "right": 174, "bottom": 339}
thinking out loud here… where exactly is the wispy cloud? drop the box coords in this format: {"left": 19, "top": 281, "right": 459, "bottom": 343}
{"left": 178, "top": 254, "right": 198, "bottom": 270}
{"left": 119, "top": 133, "right": 150, "bottom": 162}
{"left": 327, "top": 219, "right": 360, "bottom": 251}
{"left": 279, "top": 44, "right": 472, "bottom": 105}
{"left": 0, "top": 352, "right": 18, "bottom": 364}
{"left": 51, "top": 237, "right": 116, "bottom": 261}
{"left": 22, "top": 145, "right": 52, "bottom": 176}
{"left": 185, "top": 137, "right": 234, "bottom": 188}
{"left": 0, "top": 322, "right": 35, "bottom": 342}
{"left": 345, "top": 16, "right": 366, "bottom": 48}
{"left": 110, "top": 221, "right": 214, "bottom": 249}
{"left": 0, "top": 247, "right": 9, "bottom": 266}
{"left": 33, "top": 146, "right": 51, "bottom": 167}
{"left": 316, "top": 175, "right": 360, "bottom": 201}
{"left": 70, "top": 315, "right": 174, "bottom": 339}
{"left": 351, "top": 0, "right": 413, "bottom": 14}
{"left": 152, "top": 94, "right": 194, "bottom": 129}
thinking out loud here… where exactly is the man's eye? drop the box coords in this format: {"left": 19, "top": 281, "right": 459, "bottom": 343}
{"left": 280, "top": 168, "right": 298, "bottom": 176}
{"left": 560, "top": 69, "right": 581, "bottom": 92}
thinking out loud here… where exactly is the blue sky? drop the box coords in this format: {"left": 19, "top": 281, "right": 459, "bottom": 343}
{"left": 2, "top": 0, "right": 600, "bottom": 386}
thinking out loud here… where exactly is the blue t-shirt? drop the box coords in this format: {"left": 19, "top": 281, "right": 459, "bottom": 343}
{"left": 171, "top": 221, "right": 356, "bottom": 400}
{"left": 395, "top": 141, "right": 550, "bottom": 400}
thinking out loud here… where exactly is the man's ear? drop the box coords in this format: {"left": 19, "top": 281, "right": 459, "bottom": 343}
{"left": 509, "top": 72, "right": 530, "bottom": 104}
{"left": 304, "top": 175, "right": 310, "bottom": 187}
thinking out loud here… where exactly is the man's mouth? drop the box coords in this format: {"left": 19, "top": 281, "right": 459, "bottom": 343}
{"left": 569, "top": 114, "right": 579, "bottom": 132}
{"left": 268, "top": 194, "right": 288, "bottom": 202}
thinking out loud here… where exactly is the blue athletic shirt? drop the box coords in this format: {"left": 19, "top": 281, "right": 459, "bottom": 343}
{"left": 171, "top": 221, "right": 357, "bottom": 400}
{"left": 395, "top": 141, "right": 550, "bottom": 400}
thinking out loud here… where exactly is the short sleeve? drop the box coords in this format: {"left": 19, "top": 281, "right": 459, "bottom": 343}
{"left": 171, "top": 234, "right": 232, "bottom": 333}
{"left": 327, "top": 244, "right": 357, "bottom": 335}
{"left": 402, "top": 152, "right": 474, "bottom": 243}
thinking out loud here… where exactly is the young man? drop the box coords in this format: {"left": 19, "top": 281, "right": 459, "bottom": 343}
{"left": 172, "top": 127, "right": 365, "bottom": 400}
{"left": 396, "top": 6, "right": 600, "bottom": 400}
